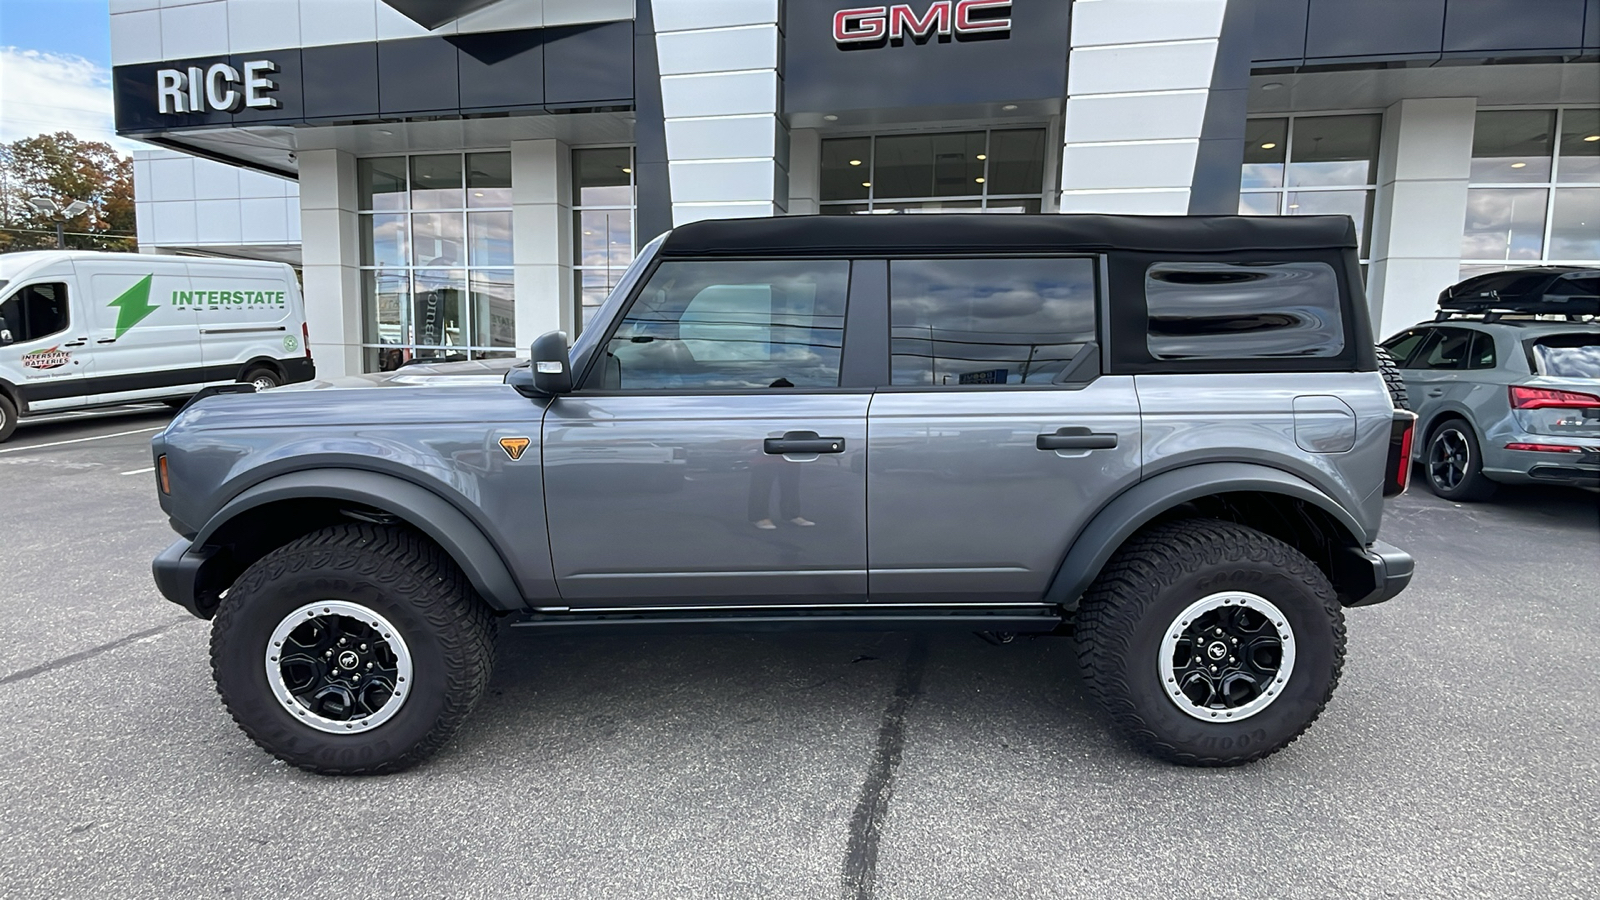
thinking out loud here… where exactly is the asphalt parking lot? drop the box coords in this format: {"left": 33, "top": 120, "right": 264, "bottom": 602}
{"left": 1, "top": 408, "right": 1596, "bottom": 899}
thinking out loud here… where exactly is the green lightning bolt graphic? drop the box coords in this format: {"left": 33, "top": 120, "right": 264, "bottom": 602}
{"left": 107, "top": 274, "right": 158, "bottom": 339}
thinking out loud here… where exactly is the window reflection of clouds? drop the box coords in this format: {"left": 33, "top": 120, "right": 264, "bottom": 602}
{"left": 1145, "top": 262, "right": 1344, "bottom": 360}
{"left": 1461, "top": 188, "right": 1548, "bottom": 261}
{"left": 890, "top": 258, "right": 1097, "bottom": 385}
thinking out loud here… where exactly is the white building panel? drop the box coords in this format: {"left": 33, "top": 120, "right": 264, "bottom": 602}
{"left": 654, "top": 0, "right": 778, "bottom": 33}
{"left": 227, "top": 0, "right": 301, "bottom": 54}
{"left": 160, "top": 0, "right": 231, "bottom": 59}
{"left": 656, "top": 25, "right": 779, "bottom": 76}
{"left": 1070, "top": 0, "right": 1228, "bottom": 48}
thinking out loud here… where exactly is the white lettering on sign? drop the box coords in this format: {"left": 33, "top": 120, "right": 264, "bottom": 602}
{"left": 155, "top": 60, "right": 280, "bottom": 114}
{"left": 834, "top": 0, "right": 1010, "bottom": 45}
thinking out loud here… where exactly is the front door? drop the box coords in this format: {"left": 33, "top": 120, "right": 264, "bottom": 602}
{"left": 866, "top": 257, "right": 1143, "bottom": 605}
{"left": 1, "top": 275, "right": 89, "bottom": 412}
{"left": 542, "top": 258, "right": 869, "bottom": 606}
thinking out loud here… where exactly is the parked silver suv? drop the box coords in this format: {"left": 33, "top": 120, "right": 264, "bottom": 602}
{"left": 1382, "top": 267, "right": 1600, "bottom": 500}
{"left": 149, "top": 215, "right": 1415, "bottom": 774}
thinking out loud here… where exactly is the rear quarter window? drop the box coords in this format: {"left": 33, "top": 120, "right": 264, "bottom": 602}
{"left": 1144, "top": 261, "right": 1344, "bottom": 360}
{"left": 1530, "top": 334, "right": 1600, "bottom": 378}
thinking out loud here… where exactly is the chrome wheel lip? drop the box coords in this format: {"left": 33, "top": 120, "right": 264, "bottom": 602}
{"left": 1158, "top": 591, "right": 1296, "bottom": 723}
{"left": 265, "top": 601, "right": 413, "bottom": 735}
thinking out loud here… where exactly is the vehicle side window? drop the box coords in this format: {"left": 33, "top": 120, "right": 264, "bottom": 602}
{"left": 1411, "top": 328, "right": 1472, "bottom": 370}
{"left": 1383, "top": 329, "right": 1428, "bottom": 367}
{"left": 594, "top": 260, "right": 849, "bottom": 391}
{"left": 1466, "top": 331, "right": 1496, "bottom": 370}
{"left": 889, "top": 258, "right": 1097, "bottom": 386}
{"left": 1144, "top": 261, "right": 1344, "bottom": 360}
{"left": 0, "top": 282, "right": 70, "bottom": 344}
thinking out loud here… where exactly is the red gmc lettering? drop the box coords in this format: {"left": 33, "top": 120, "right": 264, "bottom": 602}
{"left": 888, "top": 1, "right": 951, "bottom": 39}
{"left": 953, "top": 0, "right": 1011, "bottom": 34}
{"left": 835, "top": 6, "right": 888, "bottom": 42}
{"left": 835, "top": 1, "right": 1010, "bottom": 44}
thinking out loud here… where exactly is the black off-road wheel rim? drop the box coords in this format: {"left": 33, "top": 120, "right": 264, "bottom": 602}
{"left": 1158, "top": 591, "right": 1296, "bottom": 722}
{"left": 1427, "top": 427, "right": 1471, "bottom": 492}
{"left": 265, "top": 600, "right": 414, "bottom": 733}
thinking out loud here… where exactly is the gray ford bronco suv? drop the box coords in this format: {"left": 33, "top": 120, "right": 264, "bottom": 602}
{"left": 150, "top": 215, "right": 1416, "bottom": 774}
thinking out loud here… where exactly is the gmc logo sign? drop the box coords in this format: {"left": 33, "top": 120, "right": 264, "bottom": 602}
{"left": 834, "top": 0, "right": 1012, "bottom": 45}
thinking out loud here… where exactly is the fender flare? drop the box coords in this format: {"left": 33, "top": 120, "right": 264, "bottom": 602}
{"left": 1042, "top": 462, "right": 1370, "bottom": 610}
{"left": 195, "top": 468, "right": 524, "bottom": 610}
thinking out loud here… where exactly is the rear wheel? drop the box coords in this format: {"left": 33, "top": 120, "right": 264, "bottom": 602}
{"left": 1423, "top": 418, "right": 1496, "bottom": 501}
{"left": 0, "top": 394, "right": 16, "bottom": 443}
{"left": 210, "top": 524, "right": 498, "bottom": 774}
{"left": 242, "top": 367, "right": 281, "bottom": 391}
{"left": 1075, "top": 519, "right": 1346, "bottom": 766}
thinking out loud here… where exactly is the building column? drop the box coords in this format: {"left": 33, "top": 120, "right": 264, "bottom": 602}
{"left": 297, "top": 149, "right": 362, "bottom": 378}
{"left": 653, "top": 0, "right": 788, "bottom": 224}
{"left": 1059, "top": 0, "right": 1230, "bottom": 214}
{"left": 511, "top": 139, "right": 573, "bottom": 343}
{"left": 1367, "top": 98, "right": 1477, "bottom": 339}
{"left": 787, "top": 128, "right": 821, "bottom": 216}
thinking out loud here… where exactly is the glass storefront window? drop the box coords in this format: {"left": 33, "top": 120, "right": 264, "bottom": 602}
{"left": 1461, "top": 108, "right": 1600, "bottom": 277}
{"left": 358, "top": 153, "right": 514, "bottom": 370}
{"left": 1287, "top": 115, "right": 1381, "bottom": 187}
{"left": 572, "top": 147, "right": 638, "bottom": 333}
{"left": 1470, "top": 110, "right": 1555, "bottom": 184}
{"left": 820, "top": 128, "right": 1049, "bottom": 214}
{"left": 1240, "top": 114, "right": 1380, "bottom": 260}
{"left": 411, "top": 154, "right": 464, "bottom": 210}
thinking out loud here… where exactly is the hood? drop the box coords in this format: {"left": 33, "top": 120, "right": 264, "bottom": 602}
{"left": 274, "top": 357, "right": 526, "bottom": 392}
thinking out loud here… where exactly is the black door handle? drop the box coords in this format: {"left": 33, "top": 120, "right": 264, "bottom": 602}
{"left": 96, "top": 338, "right": 117, "bottom": 344}
{"left": 1037, "top": 427, "right": 1118, "bottom": 451}
{"left": 764, "top": 431, "right": 846, "bottom": 455}
{"left": 64, "top": 339, "right": 87, "bottom": 347}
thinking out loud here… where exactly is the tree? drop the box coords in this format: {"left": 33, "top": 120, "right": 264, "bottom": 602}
{"left": 0, "top": 132, "right": 136, "bottom": 252}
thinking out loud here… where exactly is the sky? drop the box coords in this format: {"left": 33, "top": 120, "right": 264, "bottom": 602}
{"left": 0, "top": 0, "right": 136, "bottom": 153}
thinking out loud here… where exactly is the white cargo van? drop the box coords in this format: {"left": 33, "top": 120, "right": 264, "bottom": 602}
{"left": 0, "top": 251, "right": 313, "bottom": 441}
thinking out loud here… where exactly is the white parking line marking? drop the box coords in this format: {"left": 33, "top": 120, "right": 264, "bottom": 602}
{"left": 0, "top": 426, "right": 166, "bottom": 455}
{"left": 121, "top": 466, "right": 156, "bottom": 476}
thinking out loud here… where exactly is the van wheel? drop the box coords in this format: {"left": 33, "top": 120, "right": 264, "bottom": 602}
{"left": 1075, "top": 518, "right": 1345, "bottom": 766}
{"left": 210, "top": 524, "right": 498, "bottom": 775}
{"left": 1423, "top": 418, "right": 1496, "bottom": 501}
{"left": 242, "top": 367, "right": 281, "bottom": 391}
{"left": 0, "top": 394, "right": 17, "bottom": 443}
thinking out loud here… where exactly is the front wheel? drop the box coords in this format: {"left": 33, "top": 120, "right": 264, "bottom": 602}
{"left": 1075, "top": 519, "right": 1346, "bottom": 766}
{"left": 210, "top": 524, "right": 497, "bottom": 774}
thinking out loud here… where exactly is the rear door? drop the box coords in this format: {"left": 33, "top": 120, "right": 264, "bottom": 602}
{"left": 542, "top": 257, "right": 870, "bottom": 607}
{"left": 1400, "top": 326, "right": 1476, "bottom": 425}
{"left": 187, "top": 261, "right": 297, "bottom": 379}
{"left": 866, "top": 257, "right": 1142, "bottom": 605}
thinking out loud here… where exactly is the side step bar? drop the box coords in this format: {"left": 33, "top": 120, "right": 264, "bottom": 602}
{"left": 509, "top": 605, "right": 1064, "bottom": 636}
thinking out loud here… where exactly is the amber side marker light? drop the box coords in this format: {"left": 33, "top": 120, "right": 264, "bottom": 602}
{"left": 158, "top": 455, "right": 171, "bottom": 494}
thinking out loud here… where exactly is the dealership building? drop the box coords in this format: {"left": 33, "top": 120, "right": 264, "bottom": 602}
{"left": 110, "top": 0, "right": 1600, "bottom": 377}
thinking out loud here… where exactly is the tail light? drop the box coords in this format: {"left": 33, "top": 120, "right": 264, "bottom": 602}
{"left": 1384, "top": 411, "right": 1416, "bottom": 497}
{"left": 301, "top": 321, "right": 312, "bottom": 359}
{"left": 157, "top": 455, "right": 171, "bottom": 494}
{"left": 1510, "top": 385, "right": 1600, "bottom": 410}
{"left": 1505, "top": 442, "right": 1584, "bottom": 453}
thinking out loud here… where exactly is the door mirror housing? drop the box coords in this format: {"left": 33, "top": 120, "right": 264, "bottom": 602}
{"left": 507, "top": 330, "right": 573, "bottom": 397}
{"left": 0, "top": 328, "right": 12, "bottom": 346}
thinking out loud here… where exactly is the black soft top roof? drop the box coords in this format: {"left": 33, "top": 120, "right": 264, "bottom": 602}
{"left": 658, "top": 214, "right": 1358, "bottom": 258}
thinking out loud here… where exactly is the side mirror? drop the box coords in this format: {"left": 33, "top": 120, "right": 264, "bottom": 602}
{"left": 507, "top": 330, "right": 572, "bottom": 397}
{"left": 0, "top": 328, "right": 12, "bottom": 346}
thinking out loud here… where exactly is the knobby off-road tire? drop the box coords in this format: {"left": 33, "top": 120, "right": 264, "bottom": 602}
{"left": 210, "top": 524, "right": 497, "bottom": 775}
{"left": 1376, "top": 347, "right": 1410, "bottom": 411}
{"left": 1075, "top": 519, "right": 1346, "bottom": 766}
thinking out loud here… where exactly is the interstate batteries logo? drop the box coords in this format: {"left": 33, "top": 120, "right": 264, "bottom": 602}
{"left": 107, "top": 274, "right": 289, "bottom": 339}
{"left": 22, "top": 346, "right": 71, "bottom": 370}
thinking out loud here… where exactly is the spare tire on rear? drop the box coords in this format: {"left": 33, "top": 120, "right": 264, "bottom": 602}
{"left": 1376, "top": 347, "right": 1410, "bottom": 410}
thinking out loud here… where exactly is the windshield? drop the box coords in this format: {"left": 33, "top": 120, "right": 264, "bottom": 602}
{"left": 1531, "top": 335, "right": 1600, "bottom": 378}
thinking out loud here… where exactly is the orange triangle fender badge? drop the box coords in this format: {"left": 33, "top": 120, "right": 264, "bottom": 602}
{"left": 498, "top": 436, "right": 532, "bottom": 461}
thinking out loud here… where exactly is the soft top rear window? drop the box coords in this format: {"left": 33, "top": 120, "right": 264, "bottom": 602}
{"left": 1529, "top": 334, "right": 1600, "bottom": 379}
{"left": 1144, "top": 261, "right": 1344, "bottom": 361}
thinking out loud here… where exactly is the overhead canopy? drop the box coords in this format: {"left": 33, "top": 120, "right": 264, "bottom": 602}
{"left": 658, "top": 214, "right": 1360, "bottom": 258}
